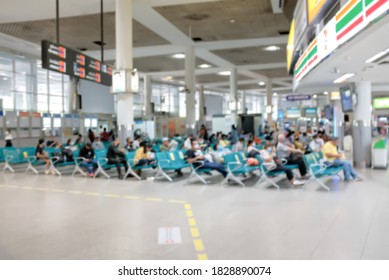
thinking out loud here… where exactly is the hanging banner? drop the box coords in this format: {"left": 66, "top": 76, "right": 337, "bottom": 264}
{"left": 286, "top": 95, "right": 312, "bottom": 101}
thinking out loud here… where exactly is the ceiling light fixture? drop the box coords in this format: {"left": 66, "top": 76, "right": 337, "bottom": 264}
{"left": 273, "top": 92, "right": 278, "bottom": 96}
{"left": 229, "top": 18, "right": 236, "bottom": 23}
{"left": 313, "top": 94, "right": 317, "bottom": 98}
{"left": 163, "top": 76, "right": 173, "bottom": 81}
{"left": 365, "top": 48, "right": 389, "bottom": 63}
{"left": 198, "top": 64, "right": 211, "bottom": 69}
{"left": 323, "top": 91, "right": 328, "bottom": 95}
{"left": 2, "top": 77, "right": 9, "bottom": 81}
{"left": 171, "top": 53, "right": 185, "bottom": 59}
{"left": 333, "top": 73, "right": 355, "bottom": 84}
{"left": 263, "top": 45, "right": 280, "bottom": 52}
{"left": 218, "top": 71, "right": 231, "bottom": 76}
{"left": 258, "top": 81, "right": 265, "bottom": 86}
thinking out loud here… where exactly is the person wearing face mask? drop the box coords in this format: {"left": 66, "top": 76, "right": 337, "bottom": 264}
{"left": 186, "top": 139, "right": 227, "bottom": 178}
{"left": 258, "top": 142, "right": 305, "bottom": 186}
{"left": 309, "top": 134, "right": 324, "bottom": 153}
{"left": 276, "top": 134, "right": 309, "bottom": 179}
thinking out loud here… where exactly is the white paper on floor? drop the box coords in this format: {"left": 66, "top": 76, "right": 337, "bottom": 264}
{"left": 158, "top": 227, "right": 182, "bottom": 245}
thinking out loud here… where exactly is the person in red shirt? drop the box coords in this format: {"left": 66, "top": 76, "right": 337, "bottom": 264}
{"left": 100, "top": 128, "right": 110, "bottom": 142}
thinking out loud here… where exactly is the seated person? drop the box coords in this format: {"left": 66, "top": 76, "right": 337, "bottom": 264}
{"left": 79, "top": 143, "right": 98, "bottom": 177}
{"left": 186, "top": 139, "right": 227, "bottom": 178}
{"left": 169, "top": 139, "right": 178, "bottom": 151}
{"left": 276, "top": 134, "right": 309, "bottom": 179}
{"left": 46, "top": 135, "right": 59, "bottom": 148}
{"left": 36, "top": 139, "right": 50, "bottom": 175}
{"left": 232, "top": 137, "right": 245, "bottom": 152}
{"left": 100, "top": 128, "right": 110, "bottom": 142}
{"left": 294, "top": 135, "right": 306, "bottom": 153}
{"left": 160, "top": 138, "right": 170, "bottom": 152}
{"left": 133, "top": 136, "right": 142, "bottom": 150}
{"left": 247, "top": 140, "right": 260, "bottom": 154}
{"left": 322, "top": 137, "right": 362, "bottom": 181}
{"left": 124, "top": 137, "right": 134, "bottom": 152}
{"left": 106, "top": 139, "right": 128, "bottom": 179}
{"left": 74, "top": 134, "right": 83, "bottom": 149}
{"left": 257, "top": 142, "right": 304, "bottom": 186}
{"left": 134, "top": 142, "right": 156, "bottom": 167}
{"left": 309, "top": 134, "right": 324, "bottom": 153}
{"left": 219, "top": 135, "right": 230, "bottom": 148}
{"left": 92, "top": 136, "right": 105, "bottom": 150}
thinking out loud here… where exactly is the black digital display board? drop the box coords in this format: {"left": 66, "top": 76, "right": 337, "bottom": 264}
{"left": 41, "top": 40, "right": 112, "bottom": 86}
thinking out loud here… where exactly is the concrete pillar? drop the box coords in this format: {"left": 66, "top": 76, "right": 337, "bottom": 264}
{"left": 185, "top": 46, "right": 196, "bottom": 135}
{"left": 198, "top": 85, "right": 205, "bottom": 123}
{"left": 144, "top": 75, "right": 152, "bottom": 119}
{"left": 115, "top": 0, "right": 134, "bottom": 141}
{"left": 230, "top": 67, "right": 238, "bottom": 126}
{"left": 266, "top": 78, "right": 273, "bottom": 125}
{"left": 241, "top": 91, "right": 246, "bottom": 114}
{"left": 352, "top": 81, "right": 372, "bottom": 167}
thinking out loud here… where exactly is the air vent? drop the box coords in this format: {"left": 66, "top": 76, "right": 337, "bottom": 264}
{"left": 77, "top": 48, "right": 88, "bottom": 51}
{"left": 278, "top": 30, "right": 289, "bottom": 35}
{"left": 93, "top": 41, "right": 106, "bottom": 46}
{"left": 192, "top": 37, "right": 203, "bottom": 42}
{"left": 184, "top": 13, "right": 209, "bottom": 21}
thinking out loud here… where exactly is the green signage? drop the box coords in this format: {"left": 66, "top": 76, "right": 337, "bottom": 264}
{"left": 373, "top": 97, "right": 389, "bottom": 109}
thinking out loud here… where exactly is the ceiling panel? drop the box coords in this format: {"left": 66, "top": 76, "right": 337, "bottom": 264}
{"left": 211, "top": 45, "right": 286, "bottom": 65}
{"left": 252, "top": 67, "right": 289, "bottom": 78}
{"left": 154, "top": 0, "right": 290, "bottom": 42}
{"left": 0, "top": 12, "right": 169, "bottom": 51}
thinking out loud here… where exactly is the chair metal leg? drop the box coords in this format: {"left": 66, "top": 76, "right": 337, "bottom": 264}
{"left": 154, "top": 169, "right": 173, "bottom": 182}
{"left": 72, "top": 166, "right": 87, "bottom": 177}
{"left": 94, "top": 167, "right": 110, "bottom": 179}
{"left": 3, "top": 162, "right": 14, "bottom": 173}
{"left": 123, "top": 168, "right": 141, "bottom": 180}
{"left": 25, "top": 163, "right": 39, "bottom": 175}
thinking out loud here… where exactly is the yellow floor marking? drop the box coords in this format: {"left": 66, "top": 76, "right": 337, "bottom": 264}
{"left": 186, "top": 210, "right": 194, "bottom": 217}
{"left": 168, "top": 200, "right": 187, "bottom": 204}
{"left": 36, "top": 187, "right": 48, "bottom": 191}
{"left": 22, "top": 186, "right": 34, "bottom": 190}
{"left": 193, "top": 239, "right": 205, "bottom": 252}
{"left": 52, "top": 189, "right": 65, "bottom": 193}
{"left": 84, "top": 192, "right": 100, "bottom": 196}
{"left": 68, "top": 190, "right": 82, "bottom": 195}
{"left": 188, "top": 218, "right": 197, "bottom": 227}
{"left": 190, "top": 228, "right": 200, "bottom": 238}
{"left": 197, "top": 254, "right": 208, "bottom": 260}
{"left": 185, "top": 203, "right": 191, "bottom": 210}
{"left": 145, "top": 198, "right": 163, "bottom": 202}
{"left": 123, "top": 195, "right": 141, "bottom": 200}
{"left": 104, "top": 194, "right": 120, "bottom": 198}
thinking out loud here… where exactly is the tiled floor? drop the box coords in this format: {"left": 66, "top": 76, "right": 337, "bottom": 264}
{"left": 0, "top": 166, "right": 388, "bottom": 260}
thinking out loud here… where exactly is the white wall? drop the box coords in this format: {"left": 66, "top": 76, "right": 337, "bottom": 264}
{"left": 204, "top": 94, "right": 224, "bottom": 116}
{"left": 78, "top": 80, "right": 114, "bottom": 114}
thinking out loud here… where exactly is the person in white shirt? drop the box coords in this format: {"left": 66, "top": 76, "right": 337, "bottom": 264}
{"left": 309, "top": 134, "right": 324, "bottom": 153}
{"left": 258, "top": 142, "right": 304, "bottom": 186}
{"left": 133, "top": 136, "right": 141, "bottom": 149}
{"left": 184, "top": 136, "right": 192, "bottom": 150}
{"left": 232, "top": 138, "right": 245, "bottom": 152}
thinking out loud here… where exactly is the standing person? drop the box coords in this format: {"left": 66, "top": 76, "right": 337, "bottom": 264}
{"left": 232, "top": 137, "right": 245, "bottom": 152}
{"left": 88, "top": 129, "right": 95, "bottom": 143}
{"left": 200, "top": 124, "right": 208, "bottom": 141}
{"left": 186, "top": 139, "right": 227, "bottom": 178}
{"left": 229, "top": 125, "right": 239, "bottom": 145}
{"left": 322, "top": 137, "right": 362, "bottom": 181}
{"left": 79, "top": 143, "right": 97, "bottom": 177}
{"left": 36, "top": 139, "right": 50, "bottom": 175}
{"left": 258, "top": 142, "right": 305, "bottom": 186}
{"left": 106, "top": 139, "right": 128, "bottom": 179}
{"left": 92, "top": 136, "right": 105, "bottom": 150}
{"left": 4, "top": 130, "right": 13, "bottom": 147}
{"left": 100, "top": 128, "right": 110, "bottom": 142}
{"left": 276, "top": 134, "right": 309, "bottom": 179}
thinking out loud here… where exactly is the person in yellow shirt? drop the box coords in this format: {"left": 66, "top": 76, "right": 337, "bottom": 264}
{"left": 322, "top": 137, "right": 362, "bottom": 181}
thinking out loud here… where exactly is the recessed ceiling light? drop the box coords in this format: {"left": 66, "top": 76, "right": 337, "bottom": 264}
{"left": 198, "top": 64, "right": 211, "bottom": 69}
{"left": 258, "top": 81, "right": 265, "bottom": 86}
{"left": 171, "top": 53, "right": 185, "bottom": 59}
{"left": 333, "top": 73, "right": 355, "bottom": 84}
{"left": 229, "top": 18, "right": 236, "bottom": 23}
{"left": 218, "top": 71, "right": 231, "bottom": 76}
{"left": 313, "top": 94, "right": 317, "bottom": 98}
{"left": 162, "top": 76, "right": 173, "bottom": 81}
{"left": 263, "top": 45, "right": 280, "bottom": 52}
{"left": 273, "top": 92, "right": 278, "bottom": 96}
{"left": 323, "top": 91, "right": 328, "bottom": 95}
{"left": 2, "top": 77, "right": 9, "bottom": 80}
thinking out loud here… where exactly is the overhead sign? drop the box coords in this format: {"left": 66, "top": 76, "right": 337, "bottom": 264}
{"left": 294, "top": 0, "right": 308, "bottom": 48}
{"left": 308, "top": 0, "right": 338, "bottom": 24}
{"left": 286, "top": 107, "right": 302, "bottom": 118}
{"left": 304, "top": 107, "right": 318, "bottom": 117}
{"left": 373, "top": 97, "right": 389, "bottom": 109}
{"left": 41, "top": 40, "right": 113, "bottom": 86}
{"left": 317, "top": 18, "right": 338, "bottom": 61}
{"left": 286, "top": 95, "right": 311, "bottom": 101}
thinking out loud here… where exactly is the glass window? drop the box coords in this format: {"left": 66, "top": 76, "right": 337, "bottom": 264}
{"left": 0, "top": 54, "right": 13, "bottom": 72}
{"left": 37, "top": 94, "right": 48, "bottom": 112}
{"left": 15, "top": 59, "right": 31, "bottom": 75}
